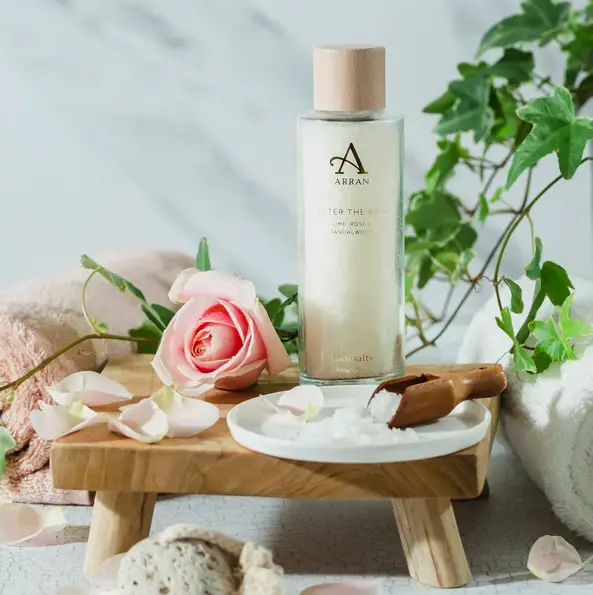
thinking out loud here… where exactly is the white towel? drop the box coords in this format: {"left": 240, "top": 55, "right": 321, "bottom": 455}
{"left": 458, "top": 276, "right": 593, "bottom": 541}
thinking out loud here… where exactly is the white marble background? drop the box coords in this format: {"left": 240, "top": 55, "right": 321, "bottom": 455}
{"left": 0, "top": 0, "right": 591, "bottom": 354}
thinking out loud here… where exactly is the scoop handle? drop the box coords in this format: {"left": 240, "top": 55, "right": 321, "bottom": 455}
{"left": 453, "top": 365, "right": 507, "bottom": 400}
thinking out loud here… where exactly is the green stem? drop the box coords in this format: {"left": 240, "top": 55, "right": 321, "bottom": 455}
{"left": 0, "top": 332, "right": 158, "bottom": 394}
{"left": 515, "top": 282, "right": 545, "bottom": 345}
{"left": 492, "top": 161, "right": 593, "bottom": 312}
{"left": 81, "top": 270, "right": 102, "bottom": 334}
{"left": 272, "top": 292, "right": 297, "bottom": 327}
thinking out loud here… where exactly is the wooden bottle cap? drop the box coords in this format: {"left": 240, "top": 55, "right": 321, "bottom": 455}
{"left": 314, "top": 45, "right": 386, "bottom": 112}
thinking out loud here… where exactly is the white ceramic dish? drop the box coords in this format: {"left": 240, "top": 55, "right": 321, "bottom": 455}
{"left": 227, "top": 384, "right": 491, "bottom": 464}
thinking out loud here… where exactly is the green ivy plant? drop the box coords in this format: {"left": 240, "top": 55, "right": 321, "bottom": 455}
{"left": 404, "top": 0, "right": 593, "bottom": 374}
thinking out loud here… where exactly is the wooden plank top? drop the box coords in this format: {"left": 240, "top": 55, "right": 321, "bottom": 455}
{"left": 51, "top": 355, "right": 500, "bottom": 499}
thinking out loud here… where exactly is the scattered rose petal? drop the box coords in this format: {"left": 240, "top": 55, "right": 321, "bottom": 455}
{"left": 149, "top": 386, "right": 220, "bottom": 438}
{"left": 0, "top": 504, "right": 66, "bottom": 546}
{"left": 31, "top": 401, "right": 105, "bottom": 440}
{"left": 47, "top": 371, "right": 133, "bottom": 407}
{"left": 528, "top": 535, "right": 587, "bottom": 582}
{"left": 277, "top": 385, "right": 324, "bottom": 421}
{"left": 301, "top": 580, "right": 383, "bottom": 594}
{"left": 87, "top": 553, "right": 125, "bottom": 590}
{"left": 108, "top": 399, "right": 168, "bottom": 443}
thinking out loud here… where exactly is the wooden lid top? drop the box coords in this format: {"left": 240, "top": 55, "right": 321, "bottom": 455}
{"left": 314, "top": 45, "right": 386, "bottom": 112}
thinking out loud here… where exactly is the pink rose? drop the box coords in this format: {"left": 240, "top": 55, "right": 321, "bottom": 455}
{"left": 152, "top": 269, "right": 291, "bottom": 395}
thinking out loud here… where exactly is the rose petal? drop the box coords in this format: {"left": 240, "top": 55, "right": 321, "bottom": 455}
{"left": 252, "top": 301, "right": 292, "bottom": 375}
{"left": 47, "top": 371, "right": 133, "bottom": 407}
{"left": 152, "top": 296, "right": 219, "bottom": 387}
{"left": 174, "top": 383, "right": 215, "bottom": 398}
{"left": 0, "top": 503, "right": 66, "bottom": 546}
{"left": 278, "top": 385, "right": 324, "bottom": 421}
{"left": 214, "top": 360, "right": 267, "bottom": 391}
{"left": 301, "top": 580, "right": 383, "bottom": 594}
{"left": 108, "top": 400, "right": 168, "bottom": 443}
{"left": 87, "top": 553, "right": 125, "bottom": 590}
{"left": 149, "top": 386, "right": 220, "bottom": 438}
{"left": 169, "top": 269, "right": 257, "bottom": 309}
{"left": 528, "top": 535, "right": 584, "bottom": 582}
{"left": 219, "top": 300, "right": 250, "bottom": 342}
{"left": 31, "top": 401, "right": 105, "bottom": 440}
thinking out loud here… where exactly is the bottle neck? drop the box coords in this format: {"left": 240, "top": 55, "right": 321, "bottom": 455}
{"left": 312, "top": 109, "right": 386, "bottom": 122}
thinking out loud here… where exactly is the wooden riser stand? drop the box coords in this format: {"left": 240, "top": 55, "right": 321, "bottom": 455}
{"left": 51, "top": 356, "right": 500, "bottom": 589}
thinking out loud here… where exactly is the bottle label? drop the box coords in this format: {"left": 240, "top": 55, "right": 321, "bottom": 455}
{"left": 298, "top": 118, "right": 403, "bottom": 380}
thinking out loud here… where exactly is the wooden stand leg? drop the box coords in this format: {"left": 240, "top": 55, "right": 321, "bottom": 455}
{"left": 392, "top": 498, "right": 471, "bottom": 588}
{"left": 84, "top": 491, "right": 157, "bottom": 578}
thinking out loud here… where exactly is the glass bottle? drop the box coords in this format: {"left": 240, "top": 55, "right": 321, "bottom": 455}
{"left": 297, "top": 45, "right": 405, "bottom": 385}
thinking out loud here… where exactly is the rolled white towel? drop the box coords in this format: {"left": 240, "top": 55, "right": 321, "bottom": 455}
{"left": 458, "top": 276, "right": 593, "bottom": 541}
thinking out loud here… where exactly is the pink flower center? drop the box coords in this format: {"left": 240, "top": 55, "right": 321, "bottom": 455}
{"left": 190, "top": 322, "right": 242, "bottom": 363}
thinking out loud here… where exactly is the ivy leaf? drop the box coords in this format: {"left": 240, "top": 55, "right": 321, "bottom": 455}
{"left": 81, "top": 255, "right": 147, "bottom": 302}
{"left": 406, "top": 192, "right": 461, "bottom": 233}
{"left": 449, "top": 223, "right": 478, "bottom": 252}
{"left": 478, "top": 194, "right": 489, "bottom": 222}
{"left": 525, "top": 237, "right": 543, "bottom": 280}
{"left": 514, "top": 346, "right": 538, "bottom": 373}
{"left": 417, "top": 257, "right": 434, "bottom": 289}
{"left": 496, "top": 306, "right": 516, "bottom": 341}
{"left": 559, "top": 294, "right": 593, "bottom": 340}
{"left": 564, "top": 54, "right": 581, "bottom": 89}
{"left": 457, "top": 61, "right": 491, "bottom": 78}
{"left": 533, "top": 346, "right": 553, "bottom": 373}
{"left": 506, "top": 86, "right": 593, "bottom": 188}
{"left": 574, "top": 74, "right": 593, "bottom": 110}
{"left": 477, "top": 0, "right": 571, "bottom": 56}
{"left": 434, "top": 252, "right": 459, "bottom": 275}
{"left": 426, "top": 137, "right": 468, "bottom": 191}
{"left": 488, "top": 49, "right": 535, "bottom": 85}
{"left": 263, "top": 298, "right": 282, "bottom": 322}
{"left": 196, "top": 237, "right": 211, "bottom": 272}
{"left": 540, "top": 260, "right": 574, "bottom": 306}
{"left": 278, "top": 284, "right": 297, "bottom": 299}
{"left": 504, "top": 278, "right": 525, "bottom": 314}
{"left": 563, "top": 23, "right": 593, "bottom": 72}
{"left": 437, "top": 76, "right": 494, "bottom": 141}
{"left": 530, "top": 317, "right": 575, "bottom": 361}
{"left": 490, "top": 188, "right": 504, "bottom": 203}
{"left": 128, "top": 320, "right": 162, "bottom": 355}
{"left": 423, "top": 90, "right": 457, "bottom": 114}
{"left": 489, "top": 86, "right": 522, "bottom": 142}
{"left": 459, "top": 249, "right": 475, "bottom": 271}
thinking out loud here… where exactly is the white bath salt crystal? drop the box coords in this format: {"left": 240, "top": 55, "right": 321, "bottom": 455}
{"left": 368, "top": 390, "right": 402, "bottom": 423}
{"left": 292, "top": 405, "right": 421, "bottom": 446}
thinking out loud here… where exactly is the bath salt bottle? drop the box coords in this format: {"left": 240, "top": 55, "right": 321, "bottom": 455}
{"left": 297, "top": 45, "right": 404, "bottom": 385}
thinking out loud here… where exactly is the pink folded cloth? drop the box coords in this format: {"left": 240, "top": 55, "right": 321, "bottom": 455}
{"left": 0, "top": 250, "right": 193, "bottom": 504}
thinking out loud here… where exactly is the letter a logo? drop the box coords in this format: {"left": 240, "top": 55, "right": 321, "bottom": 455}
{"left": 329, "top": 143, "right": 367, "bottom": 175}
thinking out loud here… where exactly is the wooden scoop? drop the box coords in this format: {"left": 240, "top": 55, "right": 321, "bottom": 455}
{"left": 368, "top": 365, "right": 507, "bottom": 429}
